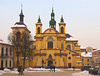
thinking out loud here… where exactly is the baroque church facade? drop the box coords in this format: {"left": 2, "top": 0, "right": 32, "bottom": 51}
{"left": 11, "top": 8, "right": 82, "bottom": 68}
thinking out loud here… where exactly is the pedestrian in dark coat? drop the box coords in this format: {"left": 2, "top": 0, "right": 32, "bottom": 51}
{"left": 50, "top": 64, "right": 53, "bottom": 72}
{"left": 18, "top": 66, "right": 21, "bottom": 75}
{"left": 21, "top": 65, "right": 24, "bottom": 75}
{"left": 53, "top": 65, "right": 55, "bottom": 72}
{"left": 73, "top": 66, "right": 75, "bottom": 71}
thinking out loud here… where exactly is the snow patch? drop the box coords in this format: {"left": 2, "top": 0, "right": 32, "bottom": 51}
{"left": 81, "top": 52, "right": 92, "bottom": 57}
{"left": 64, "top": 68, "right": 80, "bottom": 71}
{"left": 66, "top": 37, "right": 78, "bottom": 41}
{"left": 72, "top": 70, "right": 96, "bottom": 76}
{"left": 25, "top": 67, "right": 63, "bottom": 72}
{"left": 3, "top": 68, "right": 11, "bottom": 72}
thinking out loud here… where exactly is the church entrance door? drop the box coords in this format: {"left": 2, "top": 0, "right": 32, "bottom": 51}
{"left": 48, "top": 60, "right": 53, "bottom": 66}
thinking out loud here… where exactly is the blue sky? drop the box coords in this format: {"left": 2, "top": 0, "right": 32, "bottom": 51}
{"left": 0, "top": 0, "right": 100, "bottom": 49}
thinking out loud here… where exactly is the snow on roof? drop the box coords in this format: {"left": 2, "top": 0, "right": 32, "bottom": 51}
{"left": 92, "top": 49, "right": 100, "bottom": 52}
{"left": 81, "top": 46, "right": 94, "bottom": 49}
{"left": 81, "top": 52, "right": 92, "bottom": 57}
{"left": 66, "top": 37, "right": 78, "bottom": 41}
{"left": 12, "top": 24, "right": 26, "bottom": 28}
{"left": 29, "top": 36, "right": 36, "bottom": 41}
{"left": 0, "top": 40, "right": 13, "bottom": 46}
{"left": 80, "top": 47, "right": 86, "bottom": 49}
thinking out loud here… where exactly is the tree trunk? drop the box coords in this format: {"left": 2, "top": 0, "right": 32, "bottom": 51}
{"left": 17, "top": 47, "right": 19, "bottom": 69}
{"left": 23, "top": 53, "right": 26, "bottom": 70}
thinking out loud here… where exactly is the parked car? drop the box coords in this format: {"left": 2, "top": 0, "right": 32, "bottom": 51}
{"left": 89, "top": 67, "right": 99, "bottom": 75}
{"left": 81, "top": 66, "right": 91, "bottom": 71}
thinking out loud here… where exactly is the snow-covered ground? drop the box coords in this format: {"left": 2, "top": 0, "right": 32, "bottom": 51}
{"left": 0, "top": 67, "right": 63, "bottom": 75}
{"left": 63, "top": 68, "right": 80, "bottom": 71}
{"left": 25, "top": 67, "right": 63, "bottom": 72}
{"left": 0, "top": 68, "right": 19, "bottom": 76}
{"left": 1, "top": 68, "right": 97, "bottom": 76}
{"left": 72, "top": 70, "right": 98, "bottom": 76}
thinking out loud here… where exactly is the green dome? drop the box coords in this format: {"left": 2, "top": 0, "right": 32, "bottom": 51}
{"left": 49, "top": 19, "right": 56, "bottom": 25}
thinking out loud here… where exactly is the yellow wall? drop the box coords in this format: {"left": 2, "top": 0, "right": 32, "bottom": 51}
{"left": 82, "top": 57, "right": 92, "bottom": 66}
{"left": 12, "top": 23, "right": 82, "bottom": 68}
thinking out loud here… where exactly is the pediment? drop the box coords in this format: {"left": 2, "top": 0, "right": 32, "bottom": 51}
{"left": 43, "top": 28, "right": 57, "bottom": 34}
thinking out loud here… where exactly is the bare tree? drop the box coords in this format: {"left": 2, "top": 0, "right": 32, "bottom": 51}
{"left": 8, "top": 31, "right": 34, "bottom": 70}
{"left": 8, "top": 31, "right": 21, "bottom": 68}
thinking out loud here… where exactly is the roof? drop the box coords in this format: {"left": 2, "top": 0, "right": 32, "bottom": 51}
{"left": 11, "top": 23, "right": 31, "bottom": 33}
{"left": 66, "top": 37, "right": 78, "bottom": 41}
{"left": 0, "top": 40, "right": 13, "bottom": 46}
{"left": 66, "top": 48, "right": 79, "bottom": 54}
{"left": 92, "top": 49, "right": 100, "bottom": 52}
{"left": 65, "top": 33, "right": 72, "bottom": 38}
{"left": 81, "top": 52, "right": 92, "bottom": 57}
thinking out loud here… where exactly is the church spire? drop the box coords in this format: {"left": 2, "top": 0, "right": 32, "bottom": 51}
{"left": 60, "top": 15, "right": 64, "bottom": 22}
{"left": 49, "top": 7, "right": 56, "bottom": 29}
{"left": 37, "top": 16, "right": 41, "bottom": 23}
{"left": 19, "top": 4, "right": 24, "bottom": 23}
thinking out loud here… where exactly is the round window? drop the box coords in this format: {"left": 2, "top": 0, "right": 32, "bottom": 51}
{"left": 68, "top": 57, "right": 71, "bottom": 59}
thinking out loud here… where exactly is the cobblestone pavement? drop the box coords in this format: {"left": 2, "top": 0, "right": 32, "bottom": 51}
{"left": 2, "top": 70, "right": 81, "bottom": 76}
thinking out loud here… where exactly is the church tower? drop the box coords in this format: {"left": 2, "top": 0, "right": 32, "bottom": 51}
{"left": 49, "top": 8, "right": 56, "bottom": 29}
{"left": 36, "top": 16, "right": 42, "bottom": 34}
{"left": 11, "top": 7, "right": 31, "bottom": 68}
{"left": 59, "top": 16, "right": 66, "bottom": 34}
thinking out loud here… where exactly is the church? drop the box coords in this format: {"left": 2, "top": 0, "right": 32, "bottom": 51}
{"left": 11, "top": 8, "right": 82, "bottom": 68}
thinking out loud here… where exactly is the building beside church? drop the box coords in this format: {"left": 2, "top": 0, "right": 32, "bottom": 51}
{"left": 92, "top": 49, "right": 100, "bottom": 66}
{"left": 81, "top": 51, "right": 92, "bottom": 66}
{"left": 11, "top": 8, "right": 82, "bottom": 68}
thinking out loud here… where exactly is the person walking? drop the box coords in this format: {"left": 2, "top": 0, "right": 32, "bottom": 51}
{"left": 53, "top": 65, "right": 55, "bottom": 72}
{"left": 18, "top": 66, "right": 21, "bottom": 75}
{"left": 73, "top": 66, "right": 75, "bottom": 71}
{"left": 50, "top": 64, "right": 53, "bottom": 72}
{"left": 21, "top": 65, "right": 24, "bottom": 75}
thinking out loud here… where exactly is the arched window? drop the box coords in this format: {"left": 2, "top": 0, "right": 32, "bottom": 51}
{"left": 37, "top": 27, "right": 40, "bottom": 34}
{"left": 67, "top": 45, "right": 71, "bottom": 49}
{"left": 61, "top": 41, "right": 64, "bottom": 50}
{"left": 16, "top": 32, "right": 20, "bottom": 41}
{"left": 61, "top": 27, "right": 64, "bottom": 33}
{"left": 48, "top": 42, "right": 53, "bottom": 49}
{"left": 49, "top": 54, "right": 52, "bottom": 59}
{"left": 47, "top": 37, "right": 53, "bottom": 49}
